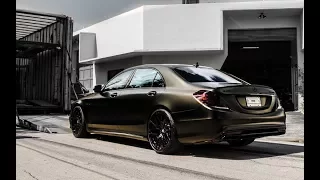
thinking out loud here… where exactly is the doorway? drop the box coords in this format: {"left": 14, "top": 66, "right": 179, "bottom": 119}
{"left": 222, "top": 29, "right": 298, "bottom": 111}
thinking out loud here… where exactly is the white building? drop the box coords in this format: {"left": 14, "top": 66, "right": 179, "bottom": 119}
{"left": 72, "top": 0, "right": 304, "bottom": 112}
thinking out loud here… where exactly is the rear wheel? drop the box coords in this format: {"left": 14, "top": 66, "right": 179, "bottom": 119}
{"left": 227, "top": 138, "right": 255, "bottom": 147}
{"left": 147, "top": 109, "right": 181, "bottom": 154}
{"left": 70, "top": 106, "right": 89, "bottom": 138}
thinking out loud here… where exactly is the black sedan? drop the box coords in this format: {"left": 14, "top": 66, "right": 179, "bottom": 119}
{"left": 69, "top": 64, "right": 286, "bottom": 154}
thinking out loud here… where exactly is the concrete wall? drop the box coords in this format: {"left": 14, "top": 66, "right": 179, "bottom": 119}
{"left": 143, "top": 4, "right": 223, "bottom": 51}
{"left": 142, "top": 53, "right": 225, "bottom": 68}
{"left": 74, "top": 7, "right": 144, "bottom": 60}
{"left": 94, "top": 56, "right": 143, "bottom": 85}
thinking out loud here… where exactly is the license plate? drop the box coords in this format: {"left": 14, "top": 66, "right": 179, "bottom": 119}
{"left": 245, "top": 97, "right": 261, "bottom": 107}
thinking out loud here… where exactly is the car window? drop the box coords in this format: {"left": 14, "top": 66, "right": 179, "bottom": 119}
{"left": 172, "top": 66, "right": 243, "bottom": 84}
{"left": 153, "top": 73, "right": 165, "bottom": 87}
{"left": 104, "top": 70, "right": 133, "bottom": 90}
{"left": 128, "top": 68, "right": 158, "bottom": 88}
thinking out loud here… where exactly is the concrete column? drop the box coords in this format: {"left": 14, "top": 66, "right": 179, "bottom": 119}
{"left": 92, "top": 62, "right": 97, "bottom": 88}
{"left": 297, "top": 11, "right": 304, "bottom": 113}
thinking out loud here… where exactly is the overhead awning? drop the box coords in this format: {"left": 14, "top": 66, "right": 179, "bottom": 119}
{"left": 16, "top": 9, "right": 67, "bottom": 58}
{"left": 16, "top": 9, "right": 66, "bottom": 40}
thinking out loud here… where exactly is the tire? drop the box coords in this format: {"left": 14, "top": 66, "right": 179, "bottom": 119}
{"left": 147, "top": 109, "right": 182, "bottom": 154}
{"left": 69, "top": 106, "right": 89, "bottom": 138}
{"left": 227, "top": 138, "right": 255, "bottom": 147}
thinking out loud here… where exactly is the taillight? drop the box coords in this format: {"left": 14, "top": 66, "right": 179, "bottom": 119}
{"left": 193, "top": 90, "right": 228, "bottom": 110}
{"left": 193, "top": 90, "right": 211, "bottom": 106}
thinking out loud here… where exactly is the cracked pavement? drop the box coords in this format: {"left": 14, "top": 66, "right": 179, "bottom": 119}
{"left": 16, "top": 127, "right": 304, "bottom": 180}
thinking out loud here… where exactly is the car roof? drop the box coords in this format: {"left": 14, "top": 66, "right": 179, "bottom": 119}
{"left": 127, "top": 64, "right": 213, "bottom": 70}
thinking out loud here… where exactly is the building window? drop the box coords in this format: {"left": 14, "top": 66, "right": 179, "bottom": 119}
{"left": 183, "top": 0, "right": 199, "bottom": 4}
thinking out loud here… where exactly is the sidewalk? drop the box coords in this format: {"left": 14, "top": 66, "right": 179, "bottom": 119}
{"left": 260, "top": 111, "right": 304, "bottom": 143}
{"left": 18, "top": 111, "right": 304, "bottom": 143}
{"left": 18, "top": 114, "right": 71, "bottom": 134}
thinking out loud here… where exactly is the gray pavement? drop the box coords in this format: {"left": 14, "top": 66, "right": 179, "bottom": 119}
{"left": 260, "top": 111, "right": 304, "bottom": 143}
{"left": 16, "top": 127, "right": 304, "bottom": 180}
{"left": 18, "top": 111, "right": 304, "bottom": 143}
{"left": 19, "top": 114, "right": 71, "bottom": 134}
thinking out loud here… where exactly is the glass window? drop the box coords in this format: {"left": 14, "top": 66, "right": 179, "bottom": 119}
{"left": 172, "top": 66, "right": 244, "bottom": 84}
{"left": 128, "top": 69, "right": 158, "bottom": 88}
{"left": 104, "top": 70, "right": 133, "bottom": 90}
{"left": 153, "top": 73, "right": 165, "bottom": 87}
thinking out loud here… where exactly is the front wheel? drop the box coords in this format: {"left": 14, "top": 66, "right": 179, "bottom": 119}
{"left": 147, "top": 109, "right": 182, "bottom": 154}
{"left": 69, "top": 106, "right": 89, "bottom": 138}
{"left": 227, "top": 138, "right": 255, "bottom": 147}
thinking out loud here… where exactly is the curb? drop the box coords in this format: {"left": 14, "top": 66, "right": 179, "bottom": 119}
{"left": 16, "top": 119, "right": 56, "bottom": 134}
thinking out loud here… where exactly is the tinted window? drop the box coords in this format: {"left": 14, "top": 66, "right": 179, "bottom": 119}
{"left": 153, "top": 73, "right": 165, "bottom": 87}
{"left": 104, "top": 70, "right": 133, "bottom": 90}
{"left": 173, "top": 66, "right": 242, "bottom": 84}
{"left": 128, "top": 69, "right": 158, "bottom": 88}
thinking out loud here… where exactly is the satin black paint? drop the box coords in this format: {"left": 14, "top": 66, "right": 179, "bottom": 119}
{"left": 70, "top": 64, "right": 286, "bottom": 144}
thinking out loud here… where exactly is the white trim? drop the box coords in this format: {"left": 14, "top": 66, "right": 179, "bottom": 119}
{"left": 92, "top": 63, "right": 96, "bottom": 87}
{"left": 79, "top": 48, "right": 223, "bottom": 64}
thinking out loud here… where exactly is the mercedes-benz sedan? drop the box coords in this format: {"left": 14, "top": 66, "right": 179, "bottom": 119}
{"left": 69, "top": 64, "right": 286, "bottom": 154}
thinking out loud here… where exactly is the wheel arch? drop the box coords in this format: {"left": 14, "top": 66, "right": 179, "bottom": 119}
{"left": 146, "top": 104, "right": 173, "bottom": 124}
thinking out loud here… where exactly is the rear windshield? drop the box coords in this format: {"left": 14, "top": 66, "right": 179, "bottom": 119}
{"left": 172, "top": 66, "right": 245, "bottom": 84}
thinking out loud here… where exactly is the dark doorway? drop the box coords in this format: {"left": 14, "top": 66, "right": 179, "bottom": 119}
{"left": 221, "top": 41, "right": 294, "bottom": 111}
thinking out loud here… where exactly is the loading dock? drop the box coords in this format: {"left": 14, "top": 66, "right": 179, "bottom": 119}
{"left": 221, "top": 28, "right": 298, "bottom": 111}
{"left": 16, "top": 9, "right": 74, "bottom": 114}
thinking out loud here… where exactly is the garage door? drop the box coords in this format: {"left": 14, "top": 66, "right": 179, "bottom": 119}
{"left": 227, "top": 28, "right": 298, "bottom": 111}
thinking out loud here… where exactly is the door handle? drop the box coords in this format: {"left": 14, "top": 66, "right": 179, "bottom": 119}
{"left": 110, "top": 93, "right": 117, "bottom": 98}
{"left": 147, "top": 91, "right": 157, "bottom": 96}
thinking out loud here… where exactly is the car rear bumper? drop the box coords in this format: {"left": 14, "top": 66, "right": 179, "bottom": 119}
{"left": 174, "top": 108, "right": 286, "bottom": 144}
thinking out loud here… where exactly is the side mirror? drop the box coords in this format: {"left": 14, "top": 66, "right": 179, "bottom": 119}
{"left": 93, "top": 84, "right": 103, "bottom": 93}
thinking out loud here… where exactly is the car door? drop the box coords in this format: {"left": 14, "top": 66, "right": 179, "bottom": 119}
{"left": 116, "top": 68, "right": 166, "bottom": 136}
{"left": 86, "top": 69, "right": 134, "bottom": 131}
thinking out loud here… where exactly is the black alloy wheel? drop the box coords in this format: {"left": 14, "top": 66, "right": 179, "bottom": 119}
{"left": 147, "top": 109, "right": 181, "bottom": 154}
{"left": 70, "top": 106, "right": 89, "bottom": 138}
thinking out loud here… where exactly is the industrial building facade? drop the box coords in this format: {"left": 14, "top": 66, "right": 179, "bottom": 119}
{"left": 72, "top": 0, "right": 304, "bottom": 112}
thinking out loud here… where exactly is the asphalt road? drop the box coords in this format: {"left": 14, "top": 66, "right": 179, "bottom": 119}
{"left": 16, "top": 127, "right": 304, "bottom": 180}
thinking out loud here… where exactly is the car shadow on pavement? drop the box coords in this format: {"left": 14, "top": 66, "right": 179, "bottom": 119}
{"left": 180, "top": 142, "right": 304, "bottom": 160}
{"left": 96, "top": 135, "right": 304, "bottom": 160}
